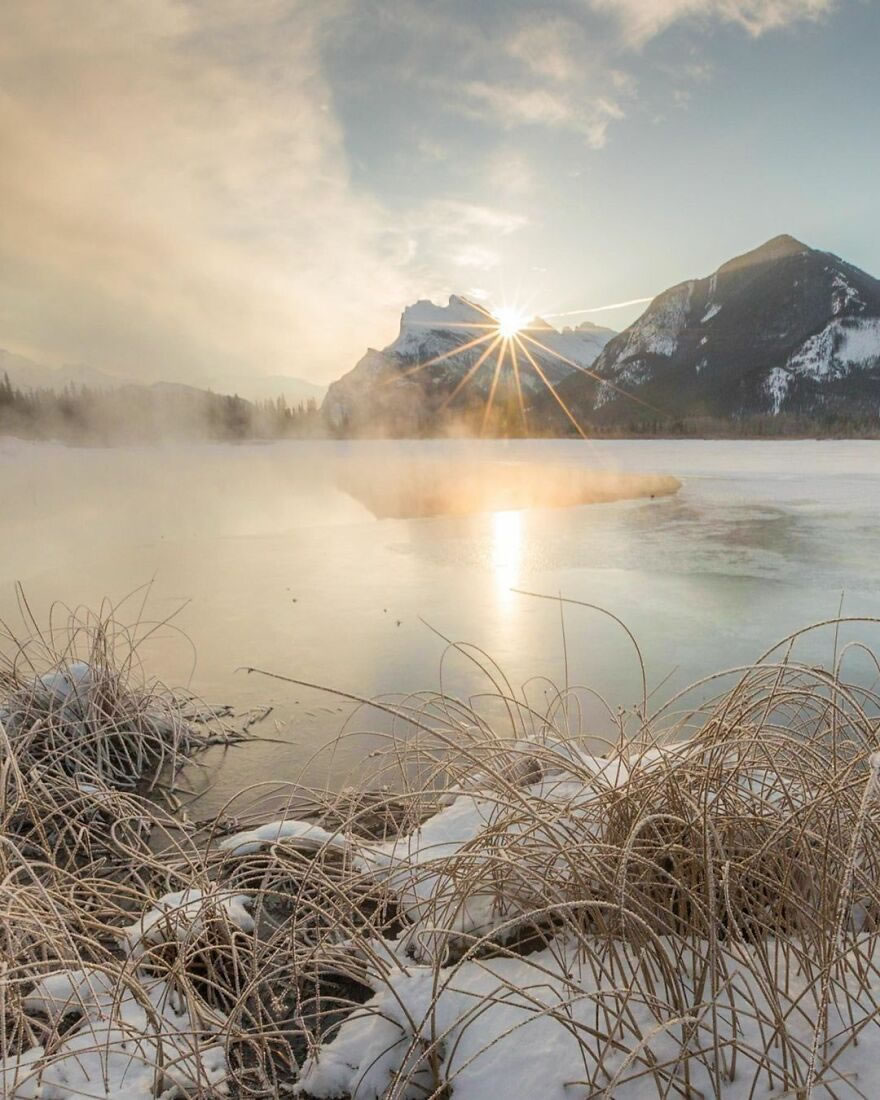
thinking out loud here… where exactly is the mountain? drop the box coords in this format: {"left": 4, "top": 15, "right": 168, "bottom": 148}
{"left": 0, "top": 350, "right": 324, "bottom": 408}
{"left": 323, "top": 295, "right": 615, "bottom": 435}
{"left": 541, "top": 235, "right": 880, "bottom": 430}
{"left": 0, "top": 349, "right": 129, "bottom": 392}
{"left": 198, "top": 373, "right": 326, "bottom": 406}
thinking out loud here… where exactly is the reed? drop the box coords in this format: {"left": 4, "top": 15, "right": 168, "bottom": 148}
{"left": 2, "top": 606, "right": 880, "bottom": 1098}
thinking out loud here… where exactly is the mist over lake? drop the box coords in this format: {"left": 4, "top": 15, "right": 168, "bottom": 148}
{"left": 3, "top": 437, "right": 879, "bottom": 808}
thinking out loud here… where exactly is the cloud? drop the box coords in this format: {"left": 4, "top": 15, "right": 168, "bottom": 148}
{"left": 461, "top": 81, "right": 627, "bottom": 149}
{"left": 398, "top": 199, "right": 528, "bottom": 279}
{"left": 0, "top": 0, "right": 846, "bottom": 385}
{"left": 0, "top": 0, "right": 414, "bottom": 383}
{"left": 587, "top": 0, "right": 836, "bottom": 46}
{"left": 505, "top": 18, "right": 582, "bottom": 82}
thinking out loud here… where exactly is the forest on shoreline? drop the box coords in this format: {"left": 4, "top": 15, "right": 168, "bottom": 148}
{"left": 2, "top": 371, "right": 878, "bottom": 443}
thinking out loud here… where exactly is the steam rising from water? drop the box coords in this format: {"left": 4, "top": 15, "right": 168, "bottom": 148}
{"left": 337, "top": 455, "right": 680, "bottom": 518}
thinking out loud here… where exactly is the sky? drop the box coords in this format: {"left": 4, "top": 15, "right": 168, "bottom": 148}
{"left": 0, "top": 0, "right": 878, "bottom": 386}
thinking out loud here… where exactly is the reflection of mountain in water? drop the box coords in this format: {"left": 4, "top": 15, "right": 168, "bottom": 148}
{"left": 336, "top": 457, "right": 680, "bottom": 519}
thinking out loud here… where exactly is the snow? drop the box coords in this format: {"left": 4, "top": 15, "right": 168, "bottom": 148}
{"left": 23, "top": 968, "right": 119, "bottom": 1022}
{"left": 7, "top": 888, "right": 250, "bottom": 1096}
{"left": 296, "top": 935, "right": 880, "bottom": 1100}
{"left": 218, "top": 818, "right": 346, "bottom": 856}
{"left": 838, "top": 317, "right": 880, "bottom": 363}
{"left": 118, "top": 888, "right": 254, "bottom": 958}
{"left": 832, "top": 273, "right": 863, "bottom": 316}
{"left": 528, "top": 319, "right": 613, "bottom": 369}
{"left": 764, "top": 366, "right": 791, "bottom": 414}
{"left": 13, "top": 941, "right": 233, "bottom": 1096}
{"left": 391, "top": 296, "right": 491, "bottom": 358}
{"left": 36, "top": 662, "right": 92, "bottom": 704}
{"left": 700, "top": 302, "right": 721, "bottom": 323}
{"left": 388, "top": 298, "right": 612, "bottom": 373}
{"left": 593, "top": 359, "right": 652, "bottom": 409}
{"left": 0, "top": 1047, "right": 43, "bottom": 1099}
{"left": 787, "top": 318, "right": 880, "bottom": 381}
{"left": 615, "top": 281, "right": 693, "bottom": 363}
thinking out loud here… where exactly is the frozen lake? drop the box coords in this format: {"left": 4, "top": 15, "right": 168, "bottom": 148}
{"left": 2, "top": 438, "right": 879, "bottom": 805}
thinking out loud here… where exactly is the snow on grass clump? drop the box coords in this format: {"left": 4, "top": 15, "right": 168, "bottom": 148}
{"left": 233, "top": 614, "right": 880, "bottom": 1098}
{"left": 6, "top": 597, "right": 880, "bottom": 1097}
{"left": 118, "top": 888, "right": 255, "bottom": 958}
{"left": 0, "top": 594, "right": 244, "bottom": 790}
{"left": 10, "top": 968, "right": 230, "bottom": 1098}
{"left": 3, "top": 890, "right": 240, "bottom": 1098}
{"left": 296, "top": 935, "right": 880, "bottom": 1100}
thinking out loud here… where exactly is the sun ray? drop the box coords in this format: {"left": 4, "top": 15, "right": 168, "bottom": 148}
{"left": 387, "top": 331, "right": 497, "bottom": 385}
{"left": 438, "top": 335, "right": 504, "bottom": 410}
{"left": 481, "top": 338, "right": 508, "bottom": 435}
{"left": 406, "top": 321, "right": 498, "bottom": 330}
{"left": 513, "top": 334, "right": 587, "bottom": 440}
{"left": 381, "top": 295, "right": 669, "bottom": 435}
{"left": 518, "top": 331, "right": 669, "bottom": 418}
{"left": 509, "top": 337, "right": 527, "bottom": 433}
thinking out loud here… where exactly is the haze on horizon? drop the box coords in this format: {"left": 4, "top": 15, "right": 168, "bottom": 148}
{"left": 1, "top": 0, "right": 878, "bottom": 389}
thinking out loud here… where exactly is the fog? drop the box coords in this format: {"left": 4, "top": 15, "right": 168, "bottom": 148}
{"left": 3, "top": 437, "right": 880, "bottom": 810}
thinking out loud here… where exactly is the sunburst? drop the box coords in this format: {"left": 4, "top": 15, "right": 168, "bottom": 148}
{"left": 390, "top": 295, "right": 665, "bottom": 437}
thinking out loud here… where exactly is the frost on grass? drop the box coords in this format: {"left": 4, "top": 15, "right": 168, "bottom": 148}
{"left": 296, "top": 936, "right": 880, "bottom": 1100}
{"left": 0, "top": 596, "right": 244, "bottom": 790}
{"left": 231, "top": 618, "right": 880, "bottom": 1099}
{"left": 6, "top": 600, "right": 880, "bottom": 1098}
{"left": 11, "top": 968, "right": 229, "bottom": 1099}
{"left": 0, "top": 600, "right": 266, "bottom": 1099}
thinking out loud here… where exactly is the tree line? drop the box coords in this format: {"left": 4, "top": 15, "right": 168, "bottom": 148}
{"left": 0, "top": 374, "right": 323, "bottom": 443}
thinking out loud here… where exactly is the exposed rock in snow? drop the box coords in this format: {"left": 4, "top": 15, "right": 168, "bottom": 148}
{"left": 615, "top": 281, "right": 693, "bottom": 362}
{"left": 765, "top": 366, "right": 791, "bottom": 413}
{"left": 542, "top": 234, "right": 880, "bottom": 426}
{"left": 787, "top": 317, "right": 880, "bottom": 382}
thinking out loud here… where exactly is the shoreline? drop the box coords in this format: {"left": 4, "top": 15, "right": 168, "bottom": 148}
{"left": 3, "top": 610, "right": 880, "bottom": 1097}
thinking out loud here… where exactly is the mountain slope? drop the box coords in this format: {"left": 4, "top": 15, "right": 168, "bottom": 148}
{"left": 323, "top": 296, "right": 615, "bottom": 435}
{"left": 197, "top": 373, "right": 326, "bottom": 406}
{"left": 0, "top": 349, "right": 130, "bottom": 392}
{"left": 543, "top": 235, "right": 880, "bottom": 429}
{"left": 0, "top": 350, "right": 324, "bottom": 408}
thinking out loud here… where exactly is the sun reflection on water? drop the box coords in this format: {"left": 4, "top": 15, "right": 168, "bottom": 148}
{"left": 491, "top": 508, "right": 523, "bottom": 602}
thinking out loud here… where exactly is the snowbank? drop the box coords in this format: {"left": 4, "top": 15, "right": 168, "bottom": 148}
{"left": 5, "top": 890, "right": 250, "bottom": 1098}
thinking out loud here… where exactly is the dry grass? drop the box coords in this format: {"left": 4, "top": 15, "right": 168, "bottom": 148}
{"left": 3, "top": 602, "right": 880, "bottom": 1097}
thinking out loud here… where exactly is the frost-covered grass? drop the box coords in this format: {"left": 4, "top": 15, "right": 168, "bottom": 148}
{"left": 0, "top": 591, "right": 244, "bottom": 791}
{"left": 3, "top": 602, "right": 880, "bottom": 1098}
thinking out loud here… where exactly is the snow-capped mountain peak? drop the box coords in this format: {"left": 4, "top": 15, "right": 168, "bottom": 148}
{"left": 323, "top": 295, "right": 616, "bottom": 434}
{"left": 544, "top": 235, "right": 880, "bottom": 428}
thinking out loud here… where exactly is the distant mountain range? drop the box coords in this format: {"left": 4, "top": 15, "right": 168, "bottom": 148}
{"left": 322, "top": 235, "right": 880, "bottom": 436}
{"left": 7, "top": 232, "right": 879, "bottom": 440}
{"left": 542, "top": 234, "right": 880, "bottom": 430}
{"left": 323, "top": 295, "right": 615, "bottom": 434}
{"left": 0, "top": 349, "right": 325, "bottom": 408}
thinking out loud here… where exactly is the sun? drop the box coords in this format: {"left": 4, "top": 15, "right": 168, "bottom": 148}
{"left": 495, "top": 306, "right": 528, "bottom": 340}
{"left": 394, "top": 290, "right": 664, "bottom": 439}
